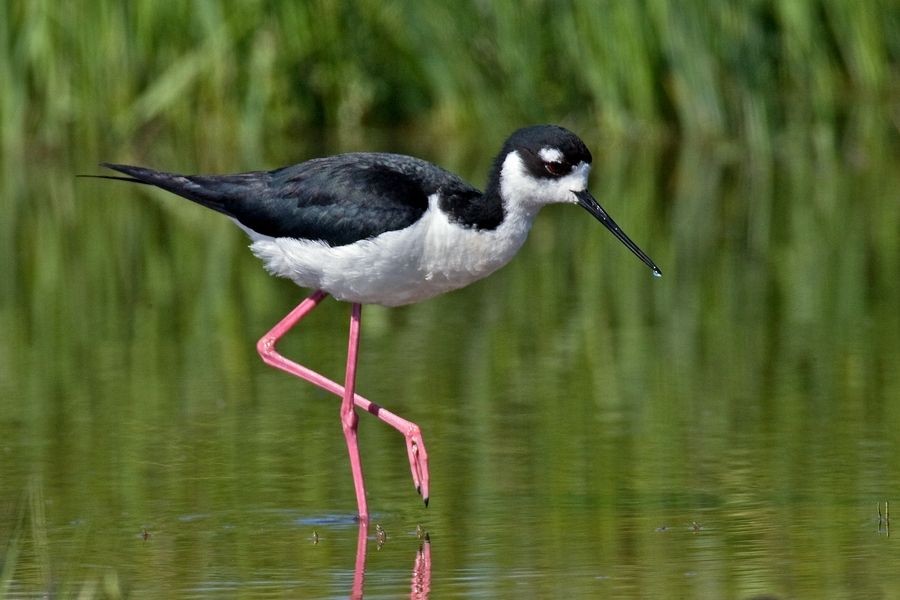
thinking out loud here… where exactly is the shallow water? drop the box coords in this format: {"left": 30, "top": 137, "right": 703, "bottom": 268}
{"left": 1, "top": 135, "right": 899, "bottom": 598}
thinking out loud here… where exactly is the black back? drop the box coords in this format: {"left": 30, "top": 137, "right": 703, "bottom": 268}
{"left": 101, "top": 153, "right": 485, "bottom": 246}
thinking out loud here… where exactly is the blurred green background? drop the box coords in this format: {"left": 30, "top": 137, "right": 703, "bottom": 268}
{"left": 2, "top": 1, "right": 899, "bottom": 598}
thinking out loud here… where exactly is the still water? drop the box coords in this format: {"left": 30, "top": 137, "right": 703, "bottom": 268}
{"left": 1, "top": 135, "right": 898, "bottom": 598}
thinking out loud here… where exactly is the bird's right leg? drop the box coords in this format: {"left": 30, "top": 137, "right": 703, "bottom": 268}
{"left": 255, "top": 290, "right": 430, "bottom": 507}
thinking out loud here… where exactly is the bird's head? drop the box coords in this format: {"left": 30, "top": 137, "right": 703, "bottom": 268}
{"left": 495, "top": 124, "right": 593, "bottom": 208}
{"left": 492, "top": 125, "right": 661, "bottom": 277}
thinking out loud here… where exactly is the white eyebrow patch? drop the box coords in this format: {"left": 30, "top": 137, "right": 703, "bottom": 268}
{"left": 538, "top": 147, "right": 563, "bottom": 163}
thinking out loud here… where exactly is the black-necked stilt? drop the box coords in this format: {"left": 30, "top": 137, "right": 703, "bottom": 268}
{"left": 90, "top": 125, "right": 661, "bottom": 520}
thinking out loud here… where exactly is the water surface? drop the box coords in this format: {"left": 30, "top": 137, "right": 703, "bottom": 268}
{"left": 1, "top": 135, "right": 898, "bottom": 598}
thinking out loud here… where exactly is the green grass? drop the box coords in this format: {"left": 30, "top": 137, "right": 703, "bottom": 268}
{"left": 1, "top": 0, "right": 897, "bottom": 165}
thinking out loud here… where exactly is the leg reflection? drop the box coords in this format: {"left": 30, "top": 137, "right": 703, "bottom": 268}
{"left": 348, "top": 521, "right": 432, "bottom": 599}
{"left": 351, "top": 521, "right": 368, "bottom": 599}
{"left": 411, "top": 533, "right": 431, "bottom": 598}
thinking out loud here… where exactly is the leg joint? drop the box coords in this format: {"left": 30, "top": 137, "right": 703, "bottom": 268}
{"left": 256, "top": 336, "right": 276, "bottom": 359}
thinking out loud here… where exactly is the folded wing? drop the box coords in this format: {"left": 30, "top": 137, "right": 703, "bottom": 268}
{"left": 100, "top": 153, "right": 472, "bottom": 246}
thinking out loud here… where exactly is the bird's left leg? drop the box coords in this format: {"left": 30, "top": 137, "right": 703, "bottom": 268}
{"left": 256, "top": 291, "right": 430, "bottom": 507}
{"left": 341, "top": 303, "right": 367, "bottom": 520}
{"left": 343, "top": 304, "right": 430, "bottom": 507}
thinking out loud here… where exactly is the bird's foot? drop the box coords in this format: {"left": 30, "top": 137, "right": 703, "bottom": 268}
{"left": 405, "top": 425, "right": 430, "bottom": 506}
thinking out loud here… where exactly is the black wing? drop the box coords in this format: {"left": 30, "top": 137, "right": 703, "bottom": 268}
{"left": 99, "top": 154, "right": 478, "bottom": 246}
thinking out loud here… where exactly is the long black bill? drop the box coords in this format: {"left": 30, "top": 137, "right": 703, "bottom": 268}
{"left": 574, "top": 190, "right": 662, "bottom": 277}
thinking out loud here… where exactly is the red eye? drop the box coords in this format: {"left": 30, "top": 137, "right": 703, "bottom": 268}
{"left": 544, "top": 161, "right": 567, "bottom": 176}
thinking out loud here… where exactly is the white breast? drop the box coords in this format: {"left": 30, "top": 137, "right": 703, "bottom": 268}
{"left": 244, "top": 194, "right": 538, "bottom": 306}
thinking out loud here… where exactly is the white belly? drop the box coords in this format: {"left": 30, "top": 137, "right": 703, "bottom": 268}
{"left": 245, "top": 196, "right": 537, "bottom": 306}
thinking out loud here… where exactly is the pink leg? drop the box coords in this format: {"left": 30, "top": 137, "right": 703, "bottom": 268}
{"left": 256, "top": 290, "right": 430, "bottom": 516}
{"left": 342, "top": 303, "right": 367, "bottom": 519}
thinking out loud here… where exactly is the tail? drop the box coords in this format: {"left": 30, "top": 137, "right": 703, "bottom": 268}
{"left": 80, "top": 163, "right": 265, "bottom": 219}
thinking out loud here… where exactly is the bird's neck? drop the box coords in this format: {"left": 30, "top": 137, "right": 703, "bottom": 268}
{"left": 484, "top": 154, "right": 542, "bottom": 226}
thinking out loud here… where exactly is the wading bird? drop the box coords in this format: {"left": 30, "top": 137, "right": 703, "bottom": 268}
{"left": 92, "top": 125, "right": 661, "bottom": 520}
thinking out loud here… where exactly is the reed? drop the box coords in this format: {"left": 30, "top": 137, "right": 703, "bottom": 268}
{"left": 1, "top": 0, "right": 896, "bottom": 163}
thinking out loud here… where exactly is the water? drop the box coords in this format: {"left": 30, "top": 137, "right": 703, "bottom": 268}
{"left": 1, "top": 135, "right": 899, "bottom": 598}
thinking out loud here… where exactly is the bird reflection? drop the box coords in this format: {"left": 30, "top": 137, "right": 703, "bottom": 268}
{"left": 350, "top": 521, "right": 431, "bottom": 598}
